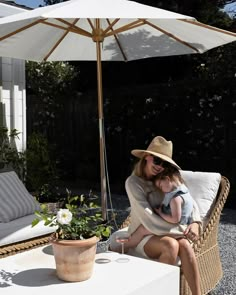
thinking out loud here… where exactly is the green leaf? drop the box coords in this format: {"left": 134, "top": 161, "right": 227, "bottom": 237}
{"left": 31, "top": 218, "right": 40, "bottom": 227}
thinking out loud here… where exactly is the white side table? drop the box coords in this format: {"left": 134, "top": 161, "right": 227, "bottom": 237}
{"left": 0, "top": 245, "right": 179, "bottom": 295}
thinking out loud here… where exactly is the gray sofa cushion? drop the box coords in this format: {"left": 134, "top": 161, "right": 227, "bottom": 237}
{"left": 0, "top": 171, "right": 40, "bottom": 222}
{"left": 0, "top": 213, "right": 56, "bottom": 246}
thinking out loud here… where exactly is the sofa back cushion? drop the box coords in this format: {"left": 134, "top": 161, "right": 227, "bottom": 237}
{"left": 0, "top": 171, "right": 40, "bottom": 222}
{"left": 180, "top": 170, "right": 221, "bottom": 222}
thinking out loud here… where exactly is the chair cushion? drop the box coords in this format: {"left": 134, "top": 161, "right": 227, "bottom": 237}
{"left": 0, "top": 171, "right": 40, "bottom": 223}
{"left": 180, "top": 170, "right": 221, "bottom": 222}
{"left": 0, "top": 213, "right": 56, "bottom": 246}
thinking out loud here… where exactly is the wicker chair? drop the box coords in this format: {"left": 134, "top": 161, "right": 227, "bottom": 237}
{"left": 120, "top": 176, "right": 230, "bottom": 295}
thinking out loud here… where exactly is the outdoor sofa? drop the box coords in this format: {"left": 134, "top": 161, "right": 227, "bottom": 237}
{"left": 120, "top": 171, "right": 230, "bottom": 295}
{"left": 0, "top": 171, "right": 56, "bottom": 257}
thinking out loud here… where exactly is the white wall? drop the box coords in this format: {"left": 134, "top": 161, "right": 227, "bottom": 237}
{"left": 0, "top": 2, "right": 27, "bottom": 152}
{"left": 0, "top": 57, "right": 26, "bottom": 151}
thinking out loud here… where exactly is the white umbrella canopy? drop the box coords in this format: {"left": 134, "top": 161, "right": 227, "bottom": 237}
{"left": 0, "top": 0, "right": 235, "bottom": 219}
{"left": 0, "top": 0, "right": 236, "bottom": 61}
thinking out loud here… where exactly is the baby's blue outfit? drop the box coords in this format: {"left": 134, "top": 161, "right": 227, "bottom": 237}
{"left": 161, "top": 184, "right": 193, "bottom": 225}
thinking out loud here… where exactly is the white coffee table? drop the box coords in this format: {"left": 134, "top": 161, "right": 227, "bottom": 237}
{"left": 0, "top": 245, "right": 179, "bottom": 294}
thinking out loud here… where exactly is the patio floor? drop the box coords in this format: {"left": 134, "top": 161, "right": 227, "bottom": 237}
{"left": 210, "top": 207, "right": 236, "bottom": 295}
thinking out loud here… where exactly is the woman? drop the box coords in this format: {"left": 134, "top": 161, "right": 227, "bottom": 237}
{"left": 110, "top": 136, "right": 201, "bottom": 295}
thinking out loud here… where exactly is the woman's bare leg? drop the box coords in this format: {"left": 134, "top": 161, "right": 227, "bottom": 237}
{"left": 144, "top": 235, "right": 179, "bottom": 264}
{"left": 178, "top": 238, "right": 201, "bottom": 295}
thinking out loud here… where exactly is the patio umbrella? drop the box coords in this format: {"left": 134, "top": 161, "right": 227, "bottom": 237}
{"left": 0, "top": 0, "right": 235, "bottom": 219}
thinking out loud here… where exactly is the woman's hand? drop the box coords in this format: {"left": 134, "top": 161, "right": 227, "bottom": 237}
{"left": 184, "top": 222, "right": 200, "bottom": 242}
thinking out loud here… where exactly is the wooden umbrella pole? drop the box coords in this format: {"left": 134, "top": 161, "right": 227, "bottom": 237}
{"left": 95, "top": 19, "right": 108, "bottom": 221}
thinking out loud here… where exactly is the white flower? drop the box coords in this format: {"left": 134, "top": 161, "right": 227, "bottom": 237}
{"left": 57, "top": 209, "right": 72, "bottom": 225}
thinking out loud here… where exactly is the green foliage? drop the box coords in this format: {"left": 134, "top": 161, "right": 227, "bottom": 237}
{"left": 26, "top": 60, "right": 79, "bottom": 181}
{"left": 26, "top": 61, "right": 77, "bottom": 95}
{"left": 193, "top": 43, "right": 236, "bottom": 82}
{"left": 25, "top": 132, "right": 58, "bottom": 192}
{"left": 35, "top": 183, "right": 63, "bottom": 203}
{"left": 26, "top": 61, "right": 78, "bottom": 132}
{"left": 0, "top": 127, "right": 25, "bottom": 180}
{"left": 32, "top": 189, "right": 112, "bottom": 240}
{"left": 42, "top": 0, "right": 67, "bottom": 6}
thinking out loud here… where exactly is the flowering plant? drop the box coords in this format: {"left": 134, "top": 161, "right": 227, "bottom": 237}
{"left": 32, "top": 190, "right": 112, "bottom": 240}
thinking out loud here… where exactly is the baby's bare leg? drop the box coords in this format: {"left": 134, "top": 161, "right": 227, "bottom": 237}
{"left": 124, "top": 225, "right": 152, "bottom": 250}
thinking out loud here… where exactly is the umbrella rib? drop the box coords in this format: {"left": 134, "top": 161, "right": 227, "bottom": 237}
{"left": 0, "top": 19, "right": 45, "bottom": 41}
{"left": 55, "top": 18, "right": 92, "bottom": 38}
{"left": 43, "top": 19, "right": 79, "bottom": 61}
{"left": 103, "top": 19, "right": 120, "bottom": 35}
{"left": 106, "top": 19, "right": 128, "bottom": 61}
{"left": 43, "top": 20, "right": 92, "bottom": 38}
{"left": 143, "top": 19, "right": 200, "bottom": 53}
{"left": 87, "top": 18, "right": 95, "bottom": 31}
{"left": 104, "top": 19, "right": 145, "bottom": 37}
{"left": 180, "top": 19, "right": 236, "bottom": 37}
{"left": 0, "top": 17, "right": 93, "bottom": 43}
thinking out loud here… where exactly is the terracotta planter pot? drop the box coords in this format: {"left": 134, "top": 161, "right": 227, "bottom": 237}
{"left": 51, "top": 236, "right": 99, "bottom": 282}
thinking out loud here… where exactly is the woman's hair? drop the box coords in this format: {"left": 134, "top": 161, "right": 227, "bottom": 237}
{"left": 133, "top": 157, "right": 147, "bottom": 178}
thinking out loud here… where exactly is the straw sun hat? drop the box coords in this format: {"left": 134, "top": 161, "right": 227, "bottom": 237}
{"left": 131, "top": 136, "right": 180, "bottom": 169}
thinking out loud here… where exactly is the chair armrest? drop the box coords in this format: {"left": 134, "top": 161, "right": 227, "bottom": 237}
{"left": 192, "top": 176, "right": 230, "bottom": 254}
